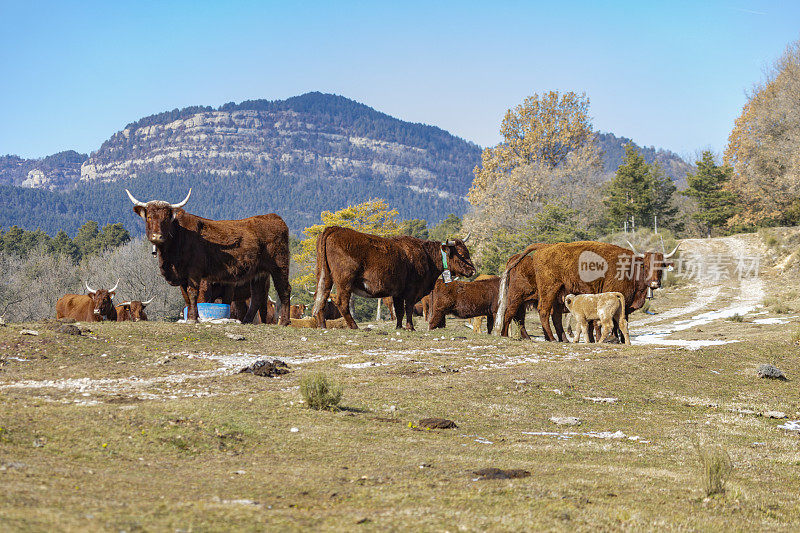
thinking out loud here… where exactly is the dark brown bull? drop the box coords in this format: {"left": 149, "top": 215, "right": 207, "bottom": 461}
{"left": 115, "top": 297, "right": 154, "bottom": 322}
{"left": 313, "top": 226, "right": 475, "bottom": 330}
{"left": 428, "top": 275, "right": 500, "bottom": 333}
{"left": 495, "top": 241, "right": 677, "bottom": 342}
{"left": 126, "top": 189, "right": 291, "bottom": 324}
{"left": 56, "top": 280, "right": 119, "bottom": 322}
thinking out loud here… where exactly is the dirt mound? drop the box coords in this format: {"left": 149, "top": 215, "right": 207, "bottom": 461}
{"left": 418, "top": 417, "right": 458, "bottom": 429}
{"left": 239, "top": 359, "right": 290, "bottom": 377}
{"left": 473, "top": 467, "right": 531, "bottom": 480}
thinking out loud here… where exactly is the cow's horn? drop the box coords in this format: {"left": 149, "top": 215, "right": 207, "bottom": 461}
{"left": 109, "top": 278, "right": 120, "bottom": 292}
{"left": 119, "top": 301, "right": 132, "bottom": 306}
{"left": 463, "top": 232, "right": 471, "bottom": 243}
{"left": 125, "top": 189, "right": 147, "bottom": 207}
{"left": 664, "top": 243, "right": 680, "bottom": 259}
{"left": 141, "top": 297, "right": 155, "bottom": 306}
{"left": 626, "top": 240, "right": 644, "bottom": 258}
{"left": 446, "top": 239, "right": 456, "bottom": 246}
{"left": 170, "top": 189, "right": 192, "bottom": 209}
{"left": 268, "top": 297, "right": 276, "bottom": 303}
{"left": 85, "top": 281, "right": 96, "bottom": 293}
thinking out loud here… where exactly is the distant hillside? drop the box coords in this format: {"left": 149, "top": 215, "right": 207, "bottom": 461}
{"left": 0, "top": 150, "right": 86, "bottom": 189}
{"left": 0, "top": 93, "right": 691, "bottom": 235}
{"left": 597, "top": 132, "right": 692, "bottom": 186}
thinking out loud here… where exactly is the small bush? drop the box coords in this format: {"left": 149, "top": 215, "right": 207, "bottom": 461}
{"left": 300, "top": 373, "right": 343, "bottom": 410}
{"left": 727, "top": 314, "right": 744, "bottom": 322}
{"left": 695, "top": 444, "right": 733, "bottom": 496}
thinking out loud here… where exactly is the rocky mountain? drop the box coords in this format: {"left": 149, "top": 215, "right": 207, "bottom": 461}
{"left": 0, "top": 150, "right": 86, "bottom": 189}
{"left": 0, "top": 92, "right": 692, "bottom": 235}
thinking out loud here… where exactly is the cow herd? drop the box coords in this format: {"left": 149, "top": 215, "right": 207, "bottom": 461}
{"left": 54, "top": 190, "right": 679, "bottom": 344}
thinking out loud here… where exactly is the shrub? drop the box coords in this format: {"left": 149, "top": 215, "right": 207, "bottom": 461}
{"left": 727, "top": 314, "right": 744, "bottom": 322}
{"left": 300, "top": 373, "right": 343, "bottom": 411}
{"left": 695, "top": 444, "right": 733, "bottom": 496}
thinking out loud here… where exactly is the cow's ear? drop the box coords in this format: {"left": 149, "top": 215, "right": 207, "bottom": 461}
{"left": 171, "top": 208, "right": 180, "bottom": 221}
{"left": 134, "top": 205, "right": 146, "bottom": 219}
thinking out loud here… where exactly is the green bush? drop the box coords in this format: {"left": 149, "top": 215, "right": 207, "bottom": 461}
{"left": 300, "top": 373, "right": 343, "bottom": 411}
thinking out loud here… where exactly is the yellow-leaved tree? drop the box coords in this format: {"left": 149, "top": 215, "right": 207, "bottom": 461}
{"left": 725, "top": 39, "right": 800, "bottom": 228}
{"left": 292, "top": 199, "right": 401, "bottom": 290}
{"left": 464, "top": 91, "right": 603, "bottom": 269}
{"left": 467, "top": 92, "right": 601, "bottom": 233}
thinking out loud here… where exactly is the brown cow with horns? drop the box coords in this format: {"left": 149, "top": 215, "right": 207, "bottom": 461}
{"left": 56, "top": 280, "right": 119, "bottom": 322}
{"left": 494, "top": 240, "right": 677, "bottom": 342}
{"left": 312, "top": 226, "right": 475, "bottom": 330}
{"left": 125, "top": 189, "right": 291, "bottom": 324}
{"left": 115, "top": 297, "right": 154, "bottom": 322}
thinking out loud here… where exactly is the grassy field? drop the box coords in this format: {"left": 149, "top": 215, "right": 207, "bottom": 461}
{"left": 2, "top": 236, "right": 800, "bottom": 531}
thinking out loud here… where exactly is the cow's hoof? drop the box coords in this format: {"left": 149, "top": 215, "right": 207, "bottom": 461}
{"left": 185, "top": 319, "right": 198, "bottom": 324}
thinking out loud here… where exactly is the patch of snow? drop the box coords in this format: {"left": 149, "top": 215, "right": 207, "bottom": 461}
{"left": 753, "top": 316, "right": 797, "bottom": 325}
{"left": 632, "top": 333, "right": 736, "bottom": 350}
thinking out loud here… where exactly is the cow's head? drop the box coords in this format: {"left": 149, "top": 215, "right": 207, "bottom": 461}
{"left": 126, "top": 189, "right": 192, "bottom": 250}
{"left": 627, "top": 240, "right": 679, "bottom": 293}
{"left": 118, "top": 297, "right": 153, "bottom": 321}
{"left": 441, "top": 233, "right": 476, "bottom": 278}
{"left": 85, "top": 280, "right": 118, "bottom": 318}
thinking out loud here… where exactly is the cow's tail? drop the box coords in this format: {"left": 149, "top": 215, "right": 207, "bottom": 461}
{"left": 492, "top": 243, "right": 544, "bottom": 336}
{"left": 312, "top": 227, "right": 334, "bottom": 317}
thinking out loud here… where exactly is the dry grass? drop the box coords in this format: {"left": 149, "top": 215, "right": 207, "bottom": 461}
{"left": 300, "top": 372, "right": 343, "bottom": 410}
{"left": 1, "top": 292, "right": 800, "bottom": 529}
{"left": 694, "top": 444, "right": 734, "bottom": 496}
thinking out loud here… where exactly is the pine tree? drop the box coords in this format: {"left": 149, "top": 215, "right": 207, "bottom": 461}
{"left": 604, "top": 145, "right": 655, "bottom": 229}
{"left": 683, "top": 151, "right": 738, "bottom": 235}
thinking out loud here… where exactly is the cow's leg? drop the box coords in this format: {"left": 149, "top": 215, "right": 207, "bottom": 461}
{"left": 258, "top": 276, "right": 271, "bottom": 325}
{"left": 538, "top": 291, "right": 559, "bottom": 342}
{"left": 271, "top": 270, "right": 291, "bottom": 326}
{"left": 587, "top": 320, "right": 597, "bottom": 343}
{"left": 515, "top": 304, "right": 531, "bottom": 340}
{"left": 551, "top": 300, "right": 568, "bottom": 342}
{"left": 427, "top": 307, "right": 445, "bottom": 330}
{"left": 575, "top": 317, "right": 588, "bottom": 343}
{"left": 619, "top": 317, "right": 631, "bottom": 345}
{"left": 185, "top": 283, "right": 199, "bottom": 323}
{"left": 403, "top": 298, "right": 415, "bottom": 331}
{"left": 243, "top": 277, "right": 267, "bottom": 324}
{"left": 392, "top": 298, "right": 404, "bottom": 329}
{"left": 334, "top": 287, "right": 358, "bottom": 329}
{"left": 486, "top": 314, "right": 494, "bottom": 335}
{"left": 598, "top": 318, "right": 613, "bottom": 343}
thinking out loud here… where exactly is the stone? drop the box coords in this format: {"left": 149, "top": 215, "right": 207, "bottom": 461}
{"left": 239, "top": 359, "right": 289, "bottom": 377}
{"left": 472, "top": 467, "right": 531, "bottom": 480}
{"left": 418, "top": 417, "right": 458, "bottom": 429}
{"left": 757, "top": 364, "right": 787, "bottom": 380}
{"left": 550, "top": 416, "right": 581, "bottom": 426}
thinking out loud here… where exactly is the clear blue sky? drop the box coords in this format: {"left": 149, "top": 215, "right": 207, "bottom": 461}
{"left": 1, "top": 0, "right": 798, "bottom": 159}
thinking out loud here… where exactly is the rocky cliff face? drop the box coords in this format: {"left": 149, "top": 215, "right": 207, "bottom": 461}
{"left": 0, "top": 151, "right": 87, "bottom": 189}
{"left": 78, "top": 94, "right": 479, "bottom": 201}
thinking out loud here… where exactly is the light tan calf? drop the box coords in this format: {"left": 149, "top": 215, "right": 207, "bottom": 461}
{"left": 289, "top": 317, "right": 318, "bottom": 328}
{"left": 563, "top": 292, "right": 630, "bottom": 345}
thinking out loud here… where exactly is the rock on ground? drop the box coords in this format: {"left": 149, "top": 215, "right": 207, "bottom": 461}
{"left": 550, "top": 416, "right": 582, "bottom": 426}
{"left": 239, "top": 359, "right": 290, "bottom": 377}
{"left": 473, "top": 468, "right": 531, "bottom": 480}
{"left": 757, "top": 364, "right": 787, "bottom": 380}
{"left": 418, "top": 417, "right": 458, "bottom": 429}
